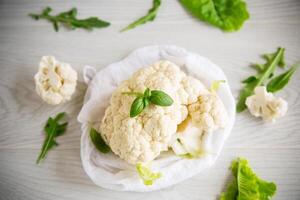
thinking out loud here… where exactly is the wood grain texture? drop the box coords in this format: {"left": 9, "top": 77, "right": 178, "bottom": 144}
{"left": 0, "top": 0, "right": 299, "bottom": 199}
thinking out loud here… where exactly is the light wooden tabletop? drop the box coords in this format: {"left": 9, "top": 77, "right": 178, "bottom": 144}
{"left": 0, "top": 0, "right": 300, "bottom": 199}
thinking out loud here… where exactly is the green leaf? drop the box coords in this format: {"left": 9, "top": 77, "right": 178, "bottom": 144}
{"left": 29, "top": 7, "right": 110, "bottom": 32}
{"left": 90, "top": 128, "right": 110, "bottom": 153}
{"left": 144, "top": 88, "right": 151, "bottom": 98}
{"left": 219, "top": 158, "right": 277, "bottom": 200}
{"left": 36, "top": 112, "right": 68, "bottom": 164}
{"left": 236, "top": 47, "right": 285, "bottom": 113}
{"left": 121, "top": 0, "right": 161, "bottom": 32}
{"left": 127, "top": 88, "right": 173, "bottom": 117}
{"left": 242, "top": 76, "right": 257, "bottom": 84}
{"left": 136, "top": 163, "right": 162, "bottom": 185}
{"left": 180, "top": 0, "right": 249, "bottom": 32}
{"left": 267, "top": 62, "right": 300, "bottom": 93}
{"left": 220, "top": 178, "right": 238, "bottom": 200}
{"left": 130, "top": 97, "right": 146, "bottom": 117}
{"left": 237, "top": 159, "right": 276, "bottom": 199}
{"left": 210, "top": 80, "right": 226, "bottom": 92}
{"left": 149, "top": 90, "right": 174, "bottom": 106}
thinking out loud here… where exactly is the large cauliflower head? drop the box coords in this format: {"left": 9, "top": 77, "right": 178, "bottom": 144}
{"left": 100, "top": 60, "right": 228, "bottom": 164}
{"left": 34, "top": 56, "right": 77, "bottom": 105}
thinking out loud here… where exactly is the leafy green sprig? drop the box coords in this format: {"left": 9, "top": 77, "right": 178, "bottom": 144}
{"left": 36, "top": 112, "right": 68, "bottom": 164}
{"left": 121, "top": 0, "right": 161, "bottom": 32}
{"left": 236, "top": 47, "right": 285, "bottom": 112}
{"left": 29, "top": 7, "right": 110, "bottom": 32}
{"left": 237, "top": 47, "right": 300, "bottom": 113}
{"left": 123, "top": 88, "right": 173, "bottom": 117}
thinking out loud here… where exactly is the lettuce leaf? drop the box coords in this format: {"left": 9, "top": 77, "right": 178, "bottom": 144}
{"left": 180, "top": 0, "right": 249, "bottom": 32}
{"left": 136, "top": 163, "right": 162, "bottom": 185}
{"left": 220, "top": 158, "right": 277, "bottom": 200}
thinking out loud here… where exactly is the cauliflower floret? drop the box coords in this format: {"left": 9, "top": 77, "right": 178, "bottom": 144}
{"left": 246, "top": 86, "right": 288, "bottom": 122}
{"left": 34, "top": 56, "right": 77, "bottom": 105}
{"left": 188, "top": 92, "right": 228, "bottom": 132}
{"left": 100, "top": 60, "right": 228, "bottom": 164}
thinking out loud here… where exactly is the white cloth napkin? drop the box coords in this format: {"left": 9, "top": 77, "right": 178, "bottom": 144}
{"left": 77, "top": 45, "right": 236, "bottom": 192}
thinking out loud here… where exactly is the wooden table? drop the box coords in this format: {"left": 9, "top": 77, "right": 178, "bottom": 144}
{"left": 0, "top": 0, "right": 299, "bottom": 199}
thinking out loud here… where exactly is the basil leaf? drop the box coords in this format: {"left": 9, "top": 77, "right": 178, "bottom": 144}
{"left": 127, "top": 88, "right": 173, "bottom": 117}
{"left": 149, "top": 90, "right": 174, "bottom": 106}
{"left": 130, "top": 97, "right": 146, "bottom": 117}
{"left": 90, "top": 128, "right": 110, "bottom": 153}
{"left": 236, "top": 47, "right": 285, "bottom": 112}
{"left": 37, "top": 112, "right": 68, "bottom": 164}
{"left": 143, "top": 97, "right": 150, "bottom": 108}
{"left": 29, "top": 7, "right": 110, "bottom": 32}
{"left": 180, "top": 0, "right": 249, "bottom": 32}
{"left": 121, "top": 0, "right": 161, "bottom": 32}
{"left": 266, "top": 62, "right": 299, "bottom": 93}
{"left": 144, "top": 88, "right": 151, "bottom": 98}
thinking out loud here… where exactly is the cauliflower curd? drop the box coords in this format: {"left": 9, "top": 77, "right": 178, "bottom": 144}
{"left": 100, "top": 60, "right": 228, "bottom": 164}
{"left": 34, "top": 56, "right": 77, "bottom": 105}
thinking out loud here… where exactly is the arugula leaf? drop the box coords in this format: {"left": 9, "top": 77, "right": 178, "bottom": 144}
{"left": 124, "top": 88, "right": 174, "bottom": 118}
{"left": 220, "top": 158, "right": 277, "bottom": 200}
{"left": 36, "top": 112, "right": 68, "bottom": 164}
{"left": 267, "top": 62, "right": 300, "bottom": 93}
{"left": 121, "top": 0, "right": 161, "bottom": 32}
{"left": 136, "top": 163, "right": 162, "bottom": 185}
{"left": 180, "top": 0, "right": 249, "bottom": 32}
{"left": 236, "top": 47, "right": 285, "bottom": 112}
{"left": 90, "top": 128, "right": 110, "bottom": 153}
{"left": 149, "top": 90, "right": 174, "bottom": 106}
{"left": 29, "top": 7, "right": 110, "bottom": 32}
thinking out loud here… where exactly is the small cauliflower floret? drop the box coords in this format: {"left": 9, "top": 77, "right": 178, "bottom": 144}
{"left": 246, "top": 86, "right": 288, "bottom": 122}
{"left": 34, "top": 56, "right": 77, "bottom": 105}
{"left": 188, "top": 92, "right": 228, "bottom": 132}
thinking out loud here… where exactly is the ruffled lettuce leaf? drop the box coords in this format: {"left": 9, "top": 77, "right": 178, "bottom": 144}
{"left": 136, "top": 163, "right": 162, "bottom": 185}
{"left": 180, "top": 0, "right": 249, "bottom": 32}
{"left": 220, "top": 158, "right": 277, "bottom": 200}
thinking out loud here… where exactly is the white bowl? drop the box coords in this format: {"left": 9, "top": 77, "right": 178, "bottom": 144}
{"left": 77, "top": 45, "right": 236, "bottom": 192}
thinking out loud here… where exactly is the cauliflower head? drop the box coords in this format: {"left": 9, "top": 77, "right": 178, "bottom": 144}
{"left": 34, "top": 56, "right": 77, "bottom": 105}
{"left": 246, "top": 86, "right": 288, "bottom": 122}
{"left": 100, "top": 60, "right": 228, "bottom": 164}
